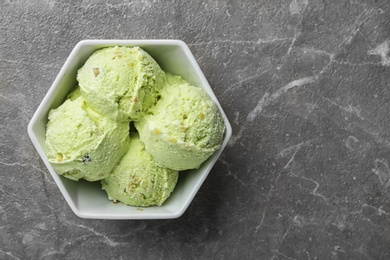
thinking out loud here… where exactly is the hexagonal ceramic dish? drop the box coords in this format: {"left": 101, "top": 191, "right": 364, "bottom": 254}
{"left": 28, "top": 40, "right": 232, "bottom": 219}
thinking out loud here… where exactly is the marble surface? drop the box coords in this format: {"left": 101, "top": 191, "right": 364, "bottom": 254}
{"left": 2, "top": 0, "right": 390, "bottom": 259}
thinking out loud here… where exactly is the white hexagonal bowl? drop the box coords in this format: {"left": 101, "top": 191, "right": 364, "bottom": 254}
{"left": 27, "top": 39, "right": 232, "bottom": 219}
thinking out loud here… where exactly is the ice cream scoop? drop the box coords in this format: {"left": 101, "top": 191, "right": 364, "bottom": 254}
{"left": 135, "top": 74, "right": 225, "bottom": 171}
{"left": 102, "top": 133, "right": 179, "bottom": 207}
{"left": 45, "top": 88, "right": 130, "bottom": 181}
{"left": 77, "top": 46, "right": 166, "bottom": 121}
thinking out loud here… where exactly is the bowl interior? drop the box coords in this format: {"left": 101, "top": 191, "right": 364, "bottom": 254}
{"left": 28, "top": 40, "right": 232, "bottom": 219}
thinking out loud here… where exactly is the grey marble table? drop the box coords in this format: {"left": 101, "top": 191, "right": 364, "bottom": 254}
{"left": 2, "top": 0, "right": 390, "bottom": 259}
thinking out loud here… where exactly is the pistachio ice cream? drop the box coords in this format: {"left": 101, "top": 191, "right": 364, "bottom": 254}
{"left": 102, "top": 133, "right": 178, "bottom": 207}
{"left": 45, "top": 88, "right": 130, "bottom": 181}
{"left": 45, "top": 46, "right": 225, "bottom": 207}
{"left": 135, "top": 74, "right": 225, "bottom": 171}
{"left": 77, "top": 46, "right": 166, "bottom": 121}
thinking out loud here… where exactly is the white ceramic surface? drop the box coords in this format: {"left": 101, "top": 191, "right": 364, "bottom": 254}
{"left": 28, "top": 40, "right": 232, "bottom": 219}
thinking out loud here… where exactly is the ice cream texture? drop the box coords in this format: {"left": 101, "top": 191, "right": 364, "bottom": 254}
{"left": 135, "top": 74, "right": 225, "bottom": 171}
{"left": 102, "top": 133, "right": 179, "bottom": 207}
{"left": 77, "top": 46, "right": 166, "bottom": 121}
{"left": 45, "top": 88, "right": 130, "bottom": 181}
{"left": 45, "top": 45, "right": 225, "bottom": 207}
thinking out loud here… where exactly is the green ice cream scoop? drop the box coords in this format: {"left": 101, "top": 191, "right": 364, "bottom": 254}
{"left": 77, "top": 46, "right": 166, "bottom": 121}
{"left": 45, "top": 89, "right": 130, "bottom": 181}
{"left": 102, "top": 133, "right": 179, "bottom": 207}
{"left": 135, "top": 74, "right": 225, "bottom": 171}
